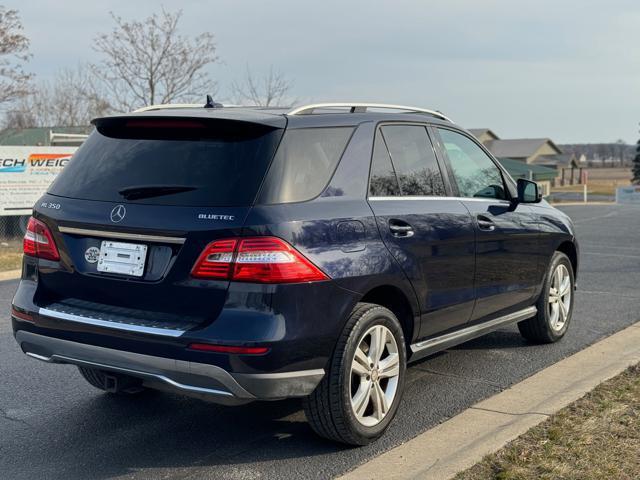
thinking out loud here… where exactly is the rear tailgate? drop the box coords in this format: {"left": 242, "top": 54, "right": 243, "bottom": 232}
{"left": 31, "top": 114, "right": 285, "bottom": 332}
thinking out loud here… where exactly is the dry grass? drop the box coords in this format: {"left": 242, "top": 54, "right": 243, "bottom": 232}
{"left": 0, "top": 242, "right": 23, "bottom": 272}
{"left": 455, "top": 363, "right": 640, "bottom": 480}
{"left": 551, "top": 167, "right": 632, "bottom": 197}
{"left": 586, "top": 167, "right": 632, "bottom": 182}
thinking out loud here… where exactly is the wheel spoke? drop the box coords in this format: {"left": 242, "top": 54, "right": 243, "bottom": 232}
{"left": 550, "top": 302, "right": 559, "bottom": 324}
{"left": 371, "top": 382, "right": 389, "bottom": 420}
{"left": 378, "top": 353, "right": 400, "bottom": 379}
{"left": 370, "top": 326, "right": 387, "bottom": 365}
{"left": 352, "top": 380, "right": 372, "bottom": 417}
{"left": 352, "top": 346, "right": 370, "bottom": 376}
{"left": 559, "top": 276, "right": 571, "bottom": 297}
{"left": 558, "top": 298, "right": 568, "bottom": 321}
{"left": 554, "top": 269, "right": 562, "bottom": 291}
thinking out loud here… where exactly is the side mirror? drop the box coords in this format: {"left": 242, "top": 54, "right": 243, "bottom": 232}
{"left": 516, "top": 178, "right": 542, "bottom": 203}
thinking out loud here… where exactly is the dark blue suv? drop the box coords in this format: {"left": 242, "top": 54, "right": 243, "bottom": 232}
{"left": 11, "top": 102, "right": 578, "bottom": 445}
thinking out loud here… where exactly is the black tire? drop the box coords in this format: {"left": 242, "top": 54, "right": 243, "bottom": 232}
{"left": 518, "top": 251, "right": 575, "bottom": 343}
{"left": 78, "top": 366, "right": 146, "bottom": 395}
{"left": 303, "top": 302, "right": 407, "bottom": 445}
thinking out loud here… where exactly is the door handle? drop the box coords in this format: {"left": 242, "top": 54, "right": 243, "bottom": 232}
{"left": 389, "top": 220, "right": 414, "bottom": 237}
{"left": 477, "top": 215, "right": 496, "bottom": 232}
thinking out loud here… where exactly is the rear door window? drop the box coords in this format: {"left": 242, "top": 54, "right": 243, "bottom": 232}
{"left": 48, "top": 118, "right": 283, "bottom": 207}
{"left": 380, "top": 125, "right": 446, "bottom": 196}
{"left": 257, "top": 127, "right": 353, "bottom": 204}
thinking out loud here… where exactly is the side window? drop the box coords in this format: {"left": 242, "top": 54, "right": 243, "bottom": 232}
{"left": 437, "top": 128, "right": 507, "bottom": 200}
{"left": 380, "top": 125, "right": 446, "bottom": 196}
{"left": 258, "top": 127, "right": 353, "bottom": 204}
{"left": 369, "top": 131, "right": 401, "bottom": 196}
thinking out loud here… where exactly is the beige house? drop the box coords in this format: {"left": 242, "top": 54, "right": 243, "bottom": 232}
{"left": 469, "top": 128, "right": 581, "bottom": 185}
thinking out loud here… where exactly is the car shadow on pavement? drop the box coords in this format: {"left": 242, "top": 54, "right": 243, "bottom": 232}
{"left": 449, "top": 328, "right": 532, "bottom": 351}
{"left": 33, "top": 387, "right": 349, "bottom": 480}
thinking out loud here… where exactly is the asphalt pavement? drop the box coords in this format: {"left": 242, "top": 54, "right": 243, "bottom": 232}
{"left": 1, "top": 204, "right": 639, "bottom": 480}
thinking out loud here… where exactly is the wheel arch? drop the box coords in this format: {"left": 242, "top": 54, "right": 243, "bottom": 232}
{"left": 556, "top": 240, "right": 578, "bottom": 279}
{"left": 360, "top": 284, "right": 418, "bottom": 347}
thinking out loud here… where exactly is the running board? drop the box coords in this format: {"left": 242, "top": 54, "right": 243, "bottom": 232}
{"left": 409, "top": 306, "right": 537, "bottom": 360}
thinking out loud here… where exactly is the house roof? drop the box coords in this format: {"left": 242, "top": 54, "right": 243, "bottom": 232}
{"left": 0, "top": 126, "right": 92, "bottom": 146}
{"left": 484, "top": 138, "right": 562, "bottom": 159}
{"left": 532, "top": 153, "right": 578, "bottom": 168}
{"left": 468, "top": 128, "right": 499, "bottom": 140}
{"left": 498, "top": 158, "right": 558, "bottom": 181}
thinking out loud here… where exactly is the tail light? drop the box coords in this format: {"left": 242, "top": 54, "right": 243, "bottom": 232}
{"left": 191, "top": 239, "right": 237, "bottom": 279}
{"left": 23, "top": 217, "right": 60, "bottom": 261}
{"left": 191, "top": 236, "right": 328, "bottom": 283}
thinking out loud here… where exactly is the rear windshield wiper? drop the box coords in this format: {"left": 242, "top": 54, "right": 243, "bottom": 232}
{"left": 118, "top": 185, "right": 197, "bottom": 200}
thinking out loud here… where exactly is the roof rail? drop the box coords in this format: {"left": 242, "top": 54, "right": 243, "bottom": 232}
{"left": 133, "top": 103, "right": 204, "bottom": 113}
{"left": 287, "top": 103, "right": 453, "bottom": 122}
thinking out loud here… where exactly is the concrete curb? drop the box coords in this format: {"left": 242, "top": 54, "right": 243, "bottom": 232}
{"left": 339, "top": 321, "right": 640, "bottom": 480}
{"left": 0, "top": 269, "right": 21, "bottom": 282}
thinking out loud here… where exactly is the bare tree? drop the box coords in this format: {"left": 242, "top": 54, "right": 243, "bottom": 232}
{"left": 4, "top": 64, "right": 109, "bottom": 128}
{"left": 2, "top": 104, "right": 35, "bottom": 128}
{"left": 0, "top": 7, "right": 32, "bottom": 106}
{"left": 231, "top": 65, "right": 293, "bottom": 107}
{"left": 91, "top": 9, "right": 218, "bottom": 112}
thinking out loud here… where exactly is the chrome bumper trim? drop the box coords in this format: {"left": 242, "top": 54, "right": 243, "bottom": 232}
{"left": 16, "top": 331, "right": 325, "bottom": 403}
{"left": 38, "top": 307, "right": 187, "bottom": 337}
{"left": 17, "top": 331, "right": 253, "bottom": 403}
{"left": 58, "top": 226, "right": 186, "bottom": 245}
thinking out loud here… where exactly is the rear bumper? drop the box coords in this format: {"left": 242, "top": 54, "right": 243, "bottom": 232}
{"left": 16, "top": 331, "right": 325, "bottom": 405}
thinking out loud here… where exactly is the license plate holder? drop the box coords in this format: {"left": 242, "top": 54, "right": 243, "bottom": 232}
{"left": 97, "top": 240, "right": 148, "bottom": 277}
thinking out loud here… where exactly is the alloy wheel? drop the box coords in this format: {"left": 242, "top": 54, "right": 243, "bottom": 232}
{"left": 548, "top": 264, "right": 572, "bottom": 331}
{"left": 350, "top": 324, "right": 400, "bottom": 427}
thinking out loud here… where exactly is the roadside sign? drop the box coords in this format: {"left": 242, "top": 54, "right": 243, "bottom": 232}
{"left": 0, "top": 146, "right": 77, "bottom": 216}
{"left": 616, "top": 185, "right": 640, "bottom": 205}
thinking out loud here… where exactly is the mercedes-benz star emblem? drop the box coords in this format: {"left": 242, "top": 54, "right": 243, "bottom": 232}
{"left": 110, "top": 204, "right": 127, "bottom": 223}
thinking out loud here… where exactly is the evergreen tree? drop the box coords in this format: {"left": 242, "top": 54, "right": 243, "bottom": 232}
{"left": 634, "top": 138, "right": 640, "bottom": 185}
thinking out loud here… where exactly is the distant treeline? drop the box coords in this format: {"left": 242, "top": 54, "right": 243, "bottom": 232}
{"left": 559, "top": 142, "right": 635, "bottom": 166}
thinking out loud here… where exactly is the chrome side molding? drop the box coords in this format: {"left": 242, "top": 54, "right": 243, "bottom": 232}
{"left": 410, "top": 306, "right": 537, "bottom": 358}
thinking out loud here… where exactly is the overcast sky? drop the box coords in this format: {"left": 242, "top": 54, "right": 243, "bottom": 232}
{"left": 8, "top": 0, "right": 640, "bottom": 143}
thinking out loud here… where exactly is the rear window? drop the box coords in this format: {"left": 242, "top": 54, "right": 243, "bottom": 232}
{"left": 48, "top": 118, "right": 283, "bottom": 207}
{"left": 257, "top": 127, "right": 354, "bottom": 204}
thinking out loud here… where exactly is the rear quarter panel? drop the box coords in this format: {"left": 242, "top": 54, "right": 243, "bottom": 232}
{"left": 243, "top": 197, "right": 420, "bottom": 339}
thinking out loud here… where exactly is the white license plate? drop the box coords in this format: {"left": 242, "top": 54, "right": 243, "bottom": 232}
{"left": 97, "top": 240, "right": 148, "bottom": 277}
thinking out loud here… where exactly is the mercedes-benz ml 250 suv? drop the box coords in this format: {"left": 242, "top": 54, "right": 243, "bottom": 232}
{"left": 12, "top": 102, "right": 578, "bottom": 445}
